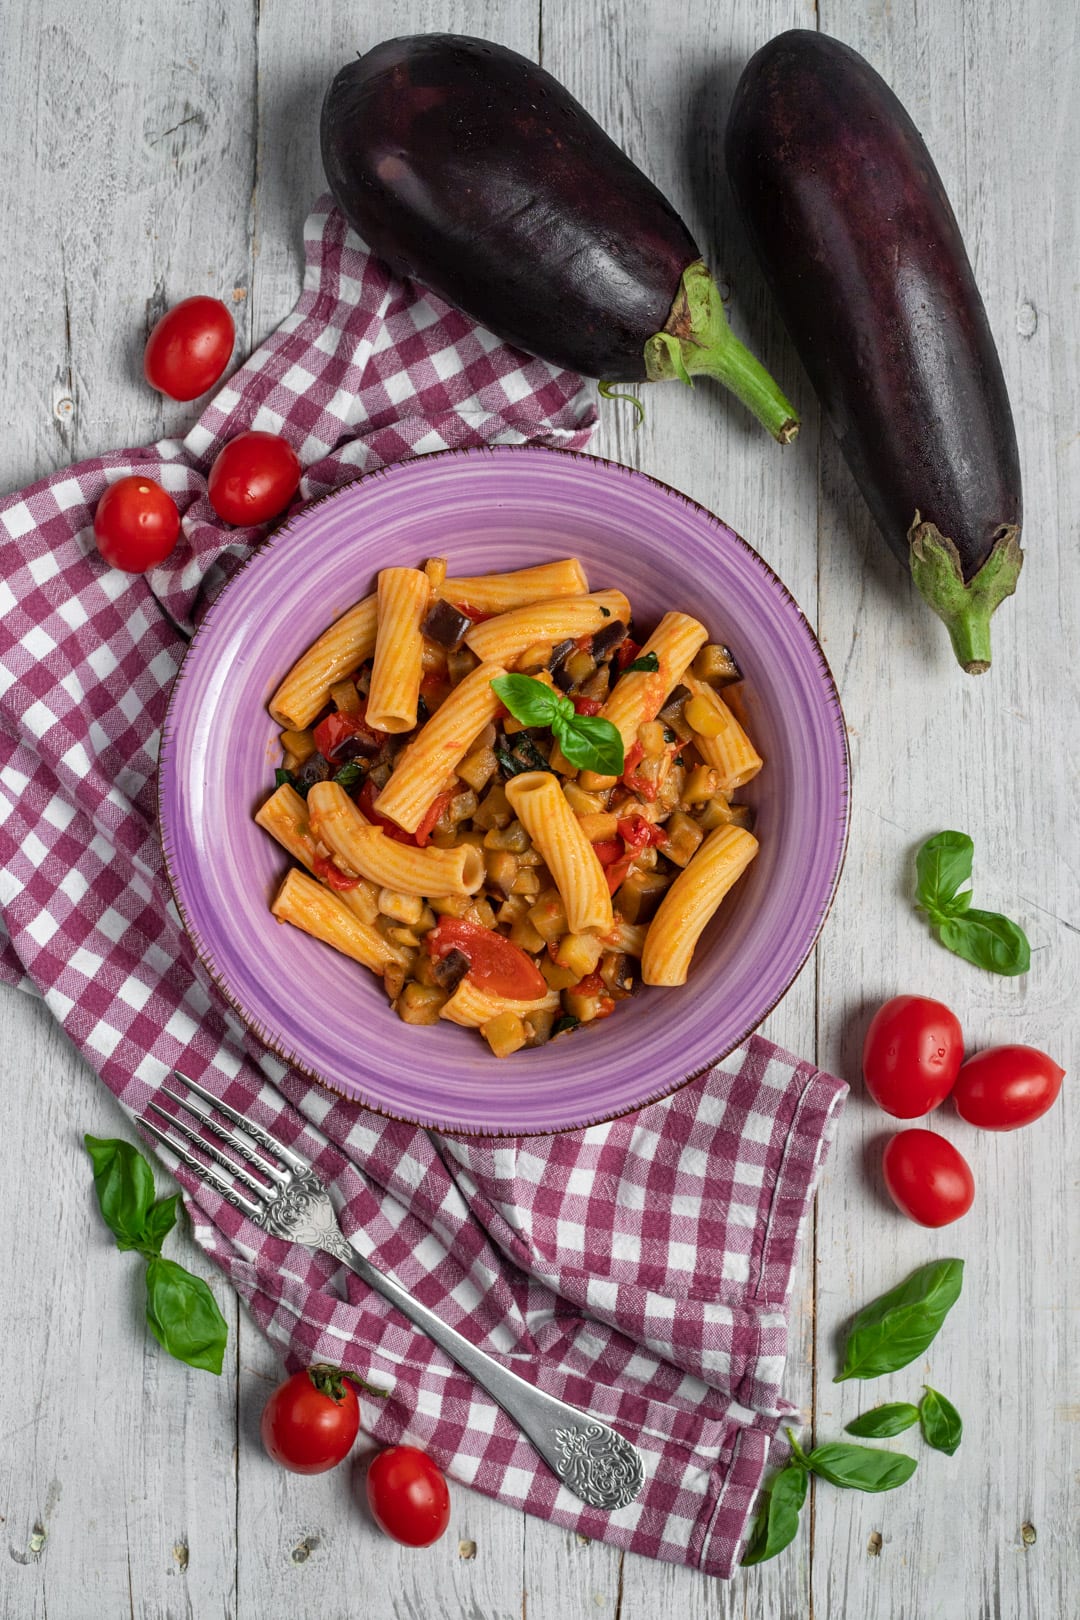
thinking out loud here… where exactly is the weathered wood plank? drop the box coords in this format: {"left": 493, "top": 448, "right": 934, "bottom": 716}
{"left": 812, "top": 2, "right": 1080, "bottom": 1616}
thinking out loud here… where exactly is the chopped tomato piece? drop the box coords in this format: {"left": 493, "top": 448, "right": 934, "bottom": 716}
{"left": 311, "top": 854, "right": 359, "bottom": 891}
{"left": 602, "top": 854, "right": 633, "bottom": 895}
{"left": 447, "top": 601, "right": 493, "bottom": 624}
{"left": 358, "top": 779, "right": 417, "bottom": 845}
{"left": 571, "top": 694, "right": 602, "bottom": 716}
{"left": 591, "top": 839, "right": 624, "bottom": 866}
{"left": 575, "top": 972, "right": 616, "bottom": 1018}
{"left": 414, "top": 790, "right": 454, "bottom": 847}
{"left": 617, "top": 815, "right": 667, "bottom": 850}
{"left": 615, "top": 637, "right": 641, "bottom": 672}
{"left": 313, "top": 708, "right": 381, "bottom": 761}
{"left": 427, "top": 918, "right": 546, "bottom": 1001}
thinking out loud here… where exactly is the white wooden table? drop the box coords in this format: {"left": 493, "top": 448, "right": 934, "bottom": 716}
{"left": 2, "top": 2, "right": 1076, "bottom": 1615}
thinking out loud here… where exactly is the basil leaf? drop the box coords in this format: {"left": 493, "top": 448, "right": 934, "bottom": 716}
{"left": 845, "top": 1402, "right": 920, "bottom": 1439}
{"left": 332, "top": 759, "right": 364, "bottom": 791}
{"left": 555, "top": 713, "right": 625, "bottom": 777}
{"left": 139, "top": 1194, "right": 179, "bottom": 1258}
{"left": 805, "top": 1441, "right": 917, "bottom": 1493}
{"left": 551, "top": 1014, "right": 580, "bottom": 1037}
{"left": 490, "top": 673, "right": 561, "bottom": 729}
{"left": 835, "top": 1259, "right": 963, "bottom": 1382}
{"left": 623, "top": 651, "right": 660, "bottom": 674}
{"left": 915, "top": 830, "right": 973, "bottom": 911}
{"left": 935, "top": 909, "right": 1031, "bottom": 976}
{"left": 145, "top": 1256, "right": 229, "bottom": 1375}
{"left": 274, "top": 766, "right": 294, "bottom": 790}
{"left": 740, "top": 1462, "right": 808, "bottom": 1566}
{"left": 84, "top": 1135, "right": 157, "bottom": 1253}
{"left": 939, "top": 890, "right": 973, "bottom": 918}
{"left": 919, "top": 1386, "right": 962, "bottom": 1456}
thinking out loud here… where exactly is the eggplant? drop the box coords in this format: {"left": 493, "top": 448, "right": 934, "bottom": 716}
{"left": 321, "top": 34, "right": 797, "bottom": 441}
{"left": 725, "top": 32, "right": 1022, "bottom": 672}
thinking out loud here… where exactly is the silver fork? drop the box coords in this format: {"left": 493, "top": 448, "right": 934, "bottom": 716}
{"left": 141, "top": 1069, "right": 645, "bottom": 1511}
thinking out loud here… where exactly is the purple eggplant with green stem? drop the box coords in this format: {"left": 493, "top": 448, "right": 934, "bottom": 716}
{"left": 320, "top": 34, "right": 798, "bottom": 441}
{"left": 725, "top": 32, "right": 1022, "bottom": 672}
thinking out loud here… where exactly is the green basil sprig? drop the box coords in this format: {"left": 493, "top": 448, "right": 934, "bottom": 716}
{"left": 623, "top": 651, "right": 660, "bottom": 674}
{"left": 915, "top": 830, "right": 1030, "bottom": 975}
{"left": 795, "top": 1434, "right": 917, "bottom": 1493}
{"left": 835, "top": 1259, "right": 963, "bottom": 1382}
{"left": 85, "top": 1135, "right": 229, "bottom": 1376}
{"left": 740, "top": 1461, "right": 807, "bottom": 1566}
{"left": 919, "top": 1386, "right": 963, "bottom": 1455}
{"left": 490, "top": 673, "right": 624, "bottom": 777}
{"left": 845, "top": 1402, "right": 920, "bottom": 1439}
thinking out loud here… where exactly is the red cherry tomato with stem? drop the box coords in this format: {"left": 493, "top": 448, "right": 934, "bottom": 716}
{"left": 144, "top": 296, "right": 235, "bottom": 401}
{"left": 208, "top": 431, "right": 301, "bottom": 526}
{"left": 952, "top": 1045, "right": 1065, "bottom": 1131}
{"left": 260, "top": 1363, "right": 360, "bottom": 1474}
{"left": 862, "top": 995, "right": 964, "bottom": 1118}
{"left": 882, "top": 1129, "right": 975, "bottom": 1227}
{"left": 93, "top": 476, "right": 181, "bottom": 572}
{"left": 366, "top": 1446, "right": 450, "bottom": 1547}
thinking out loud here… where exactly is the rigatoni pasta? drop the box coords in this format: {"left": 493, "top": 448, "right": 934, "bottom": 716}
{"left": 256, "top": 556, "right": 763, "bottom": 1057}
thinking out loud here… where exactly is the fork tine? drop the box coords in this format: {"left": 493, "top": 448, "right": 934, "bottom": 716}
{"left": 160, "top": 1085, "right": 290, "bottom": 1187}
{"left": 140, "top": 1115, "right": 265, "bottom": 1218}
{"left": 146, "top": 1101, "right": 275, "bottom": 1200}
{"left": 168, "top": 1070, "right": 308, "bottom": 1174}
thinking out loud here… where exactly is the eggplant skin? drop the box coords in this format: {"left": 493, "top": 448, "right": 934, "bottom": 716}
{"left": 321, "top": 34, "right": 699, "bottom": 380}
{"left": 725, "top": 32, "right": 1022, "bottom": 665}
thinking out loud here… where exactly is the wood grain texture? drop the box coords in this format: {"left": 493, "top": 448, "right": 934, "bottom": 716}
{"left": 0, "top": 0, "right": 1077, "bottom": 1615}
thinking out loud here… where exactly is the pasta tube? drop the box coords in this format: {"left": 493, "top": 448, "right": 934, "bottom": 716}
{"left": 307, "top": 782, "right": 483, "bottom": 897}
{"left": 443, "top": 558, "right": 588, "bottom": 613}
{"left": 367, "top": 567, "right": 430, "bottom": 733}
{"left": 505, "top": 772, "right": 614, "bottom": 933}
{"left": 465, "top": 590, "right": 630, "bottom": 667}
{"left": 271, "top": 869, "right": 409, "bottom": 973}
{"left": 255, "top": 782, "right": 380, "bottom": 926}
{"left": 374, "top": 661, "right": 508, "bottom": 833}
{"left": 600, "top": 611, "right": 708, "bottom": 753}
{"left": 680, "top": 674, "right": 763, "bottom": 792}
{"left": 440, "top": 977, "right": 560, "bottom": 1029}
{"left": 269, "top": 594, "right": 377, "bottom": 730}
{"left": 641, "top": 825, "right": 758, "bottom": 986}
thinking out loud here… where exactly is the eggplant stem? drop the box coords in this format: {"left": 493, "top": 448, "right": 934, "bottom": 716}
{"left": 597, "top": 380, "right": 645, "bottom": 425}
{"left": 908, "top": 518, "right": 1024, "bottom": 674}
{"left": 644, "top": 261, "right": 799, "bottom": 443}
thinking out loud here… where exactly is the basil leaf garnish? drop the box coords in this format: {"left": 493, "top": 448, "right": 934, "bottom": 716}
{"left": 145, "top": 1256, "right": 229, "bottom": 1375}
{"left": 332, "top": 760, "right": 364, "bottom": 791}
{"left": 551, "top": 1014, "right": 581, "bottom": 1037}
{"left": 490, "top": 673, "right": 562, "bottom": 728}
{"left": 835, "top": 1259, "right": 963, "bottom": 1382}
{"left": 936, "top": 909, "right": 1031, "bottom": 976}
{"left": 623, "top": 651, "right": 660, "bottom": 674}
{"left": 491, "top": 673, "right": 624, "bottom": 777}
{"left": 845, "top": 1402, "right": 920, "bottom": 1439}
{"left": 805, "top": 1441, "right": 918, "bottom": 1493}
{"left": 561, "top": 714, "right": 624, "bottom": 776}
{"left": 919, "top": 1386, "right": 962, "bottom": 1456}
{"left": 740, "top": 1462, "right": 807, "bottom": 1566}
{"left": 140, "top": 1194, "right": 180, "bottom": 1258}
{"left": 274, "top": 767, "right": 294, "bottom": 790}
{"left": 84, "top": 1135, "right": 157, "bottom": 1252}
{"left": 914, "top": 830, "right": 1031, "bottom": 976}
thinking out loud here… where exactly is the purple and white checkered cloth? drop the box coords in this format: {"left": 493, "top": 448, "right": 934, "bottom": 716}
{"left": 0, "top": 196, "right": 846, "bottom": 1578}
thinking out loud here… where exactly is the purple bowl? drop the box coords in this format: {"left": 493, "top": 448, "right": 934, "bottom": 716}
{"left": 159, "top": 446, "right": 849, "bottom": 1135}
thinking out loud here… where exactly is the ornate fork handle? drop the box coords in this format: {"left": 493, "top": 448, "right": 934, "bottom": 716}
{"left": 323, "top": 1224, "right": 645, "bottom": 1510}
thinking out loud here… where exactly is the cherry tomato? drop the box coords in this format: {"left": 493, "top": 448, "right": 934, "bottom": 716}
{"left": 207, "top": 431, "right": 301, "bottom": 526}
{"left": 143, "top": 296, "right": 235, "bottom": 401}
{"left": 260, "top": 1364, "right": 359, "bottom": 1474}
{"left": 882, "top": 1129, "right": 975, "bottom": 1227}
{"left": 313, "top": 710, "right": 381, "bottom": 763}
{"left": 366, "top": 1446, "right": 450, "bottom": 1548}
{"left": 426, "top": 917, "right": 546, "bottom": 1000}
{"left": 92, "top": 476, "right": 181, "bottom": 572}
{"left": 952, "top": 1045, "right": 1065, "bottom": 1131}
{"left": 862, "top": 995, "right": 964, "bottom": 1118}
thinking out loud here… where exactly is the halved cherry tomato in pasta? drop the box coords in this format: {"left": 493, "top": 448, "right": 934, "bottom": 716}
{"left": 591, "top": 839, "right": 624, "bottom": 867}
{"left": 311, "top": 853, "right": 359, "bottom": 892}
{"left": 618, "top": 815, "right": 667, "bottom": 851}
{"left": 615, "top": 637, "right": 641, "bottom": 671}
{"left": 413, "top": 790, "right": 454, "bottom": 847}
{"left": 313, "top": 709, "right": 381, "bottom": 762}
{"left": 571, "top": 694, "right": 602, "bottom": 716}
{"left": 427, "top": 918, "right": 546, "bottom": 1000}
{"left": 358, "top": 780, "right": 451, "bottom": 847}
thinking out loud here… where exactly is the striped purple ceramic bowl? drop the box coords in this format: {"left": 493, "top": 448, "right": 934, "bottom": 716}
{"left": 159, "top": 445, "right": 849, "bottom": 1135}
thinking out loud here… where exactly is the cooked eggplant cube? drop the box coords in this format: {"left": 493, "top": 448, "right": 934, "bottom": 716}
{"left": 590, "top": 619, "right": 629, "bottom": 661}
{"left": 422, "top": 597, "right": 473, "bottom": 649}
{"left": 691, "top": 643, "right": 743, "bottom": 688}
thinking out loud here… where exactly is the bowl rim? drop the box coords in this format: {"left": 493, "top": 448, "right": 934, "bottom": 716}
{"left": 158, "top": 442, "right": 851, "bottom": 1136}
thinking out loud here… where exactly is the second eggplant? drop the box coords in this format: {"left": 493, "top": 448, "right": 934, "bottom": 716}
{"left": 725, "top": 32, "right": 1022, "bottom": 672}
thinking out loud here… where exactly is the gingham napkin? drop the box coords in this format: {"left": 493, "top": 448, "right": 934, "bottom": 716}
{"left": 0, "top": 196, "right": 846, "bottom": 1579}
